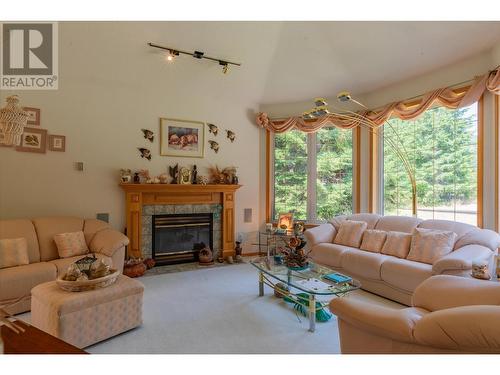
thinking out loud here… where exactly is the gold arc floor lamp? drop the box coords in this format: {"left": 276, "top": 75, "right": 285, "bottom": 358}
{"left": 305, "top": 93, "right": 418, "bottom": 216}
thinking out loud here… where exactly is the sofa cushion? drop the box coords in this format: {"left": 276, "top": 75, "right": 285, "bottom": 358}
{"left": 0, "top": 238, "right": 29, "bottom": 269}
{"left": 334, "top": 220, "right": 367, "bottom": 248}
{"left": 381, "top": 231, "right": 412, "bottom": 258}
{"left": 54, "top": 231, "right": 89, "bottom": 258}
{"left": 346, "top": 213, "right": 382, "bottom": 229}
{"left": 310, "top": 243, "right": 356, "bottom": 268}
{"left": 33, "top": 217, "right": 85, "bottom": 262}
{"left": 341, "top": 249, "right": 390, "bottom": 280}
{"left": 375, "top": 215, "right": 422, "bottom": 233}
{"left": 417, "top": 219, "right": 474, "bottom": 242}
{"left": 329, "top": 215, "right": 348, "bottom": 230}
{"left": 0, "top": 219, "right": 40, "bottom": 263}
{"left": 407, "top": 228, "right": 456, "bottom": 265}
{"left": 0, "top": 262, "right": 57, "bottom": 304}
{"left": 381, "top": 257, "right": 433, "bottom": 292}
{"left": 49, "top": 253, "right": 113, "bottom": 276}
{"left": 83, "top": 219, "right": 111, "bottom": 245}
{"left": 360, "top": 229, "right": 387, "bottom": 253}
{"left": 454, "top": 228, "right": 500, "bottom": 252}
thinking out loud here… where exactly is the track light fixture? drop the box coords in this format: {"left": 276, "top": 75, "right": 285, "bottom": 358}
{"left": 219, "top": 61, "right": 229, "bottom": 74}
{"left": 166, "top": 49, "right": 179, "bottom": 62}
{"left": 148, "top": 42, "right": 241, "bottom": 74}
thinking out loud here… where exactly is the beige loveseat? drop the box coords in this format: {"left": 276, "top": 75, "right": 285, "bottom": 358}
{"left": 330, "top": 275, "right": 500, "bottom": 353}
{"left": 0, "top": 217, "right": 129, "bottom": 314}
{"left": 304, "top": 213, "right": 500, "bottom": 305}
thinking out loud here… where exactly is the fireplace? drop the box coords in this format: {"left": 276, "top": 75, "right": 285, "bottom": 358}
{"left": 152, "top": 213, "right": 213, "bottom": 265}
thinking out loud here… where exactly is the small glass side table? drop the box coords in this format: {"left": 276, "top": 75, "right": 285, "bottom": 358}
{"left": 256, "top": 230, "right": 297, "bottom": 257}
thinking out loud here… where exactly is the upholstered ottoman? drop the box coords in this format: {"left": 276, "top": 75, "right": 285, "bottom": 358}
{"left": 31, "top": 275, "right": 144, "bottom": 349}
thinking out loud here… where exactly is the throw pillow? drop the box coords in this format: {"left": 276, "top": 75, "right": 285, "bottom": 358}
{"left": 381, "top": 231, "right": 412, "bottom": 258}
{"left": 333, "top": 220, "right": 367, "bottom": 248}
{"left": 407, "top": 228, "right": 457, "bottom": 264}
{"left": 54, "top": 231, "right": 89, "bottom": 258}
{"left": 0, "top": 238, "right": 29, "bottom": 269}
{"left": 359, "top": 229, "right": 387, "bottom": 253}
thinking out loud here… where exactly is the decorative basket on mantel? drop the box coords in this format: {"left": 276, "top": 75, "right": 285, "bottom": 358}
{"left": 56, "top": 269, "right": 120, "bottom": 292}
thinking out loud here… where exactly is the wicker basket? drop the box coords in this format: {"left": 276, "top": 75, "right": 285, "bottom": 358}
{"left": 56, "top": 269, "right": 120, "bottom": 292}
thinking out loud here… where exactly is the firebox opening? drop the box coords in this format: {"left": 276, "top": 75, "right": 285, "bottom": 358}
{"left": 152, "top": 213, "right": 214, "bottom": 266}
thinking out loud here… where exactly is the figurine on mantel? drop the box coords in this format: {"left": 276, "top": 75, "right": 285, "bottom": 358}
{"left": 133, "top": 172, "right": 140, "bottom": 184}
{"left": 192, "top": 165, "right": 198, "bottom": 184}
{"left": 120, "top": 169, "right": 132, "bottom": 183}
{"left": 169, "top": 164, "right": 179, "bottom": 184}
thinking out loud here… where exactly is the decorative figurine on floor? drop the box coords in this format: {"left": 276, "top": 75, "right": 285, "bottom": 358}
{"left": 197, "top": 243, "right": 214, "bottom": 266}
{"left": 141, "top": 129, "right": 154, "bottom": 142}
{"left": 234, "top": 241, "right": 243, "bottom": 263}
{"left": 274, "top": 282, "right": 290, "bottom": 298}
{"left": 169, "top": 164, "right": 179, "bottom": 184}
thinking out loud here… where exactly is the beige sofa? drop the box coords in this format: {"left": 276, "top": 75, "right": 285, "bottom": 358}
{"left": 305, "top": 213, "right": 500, "bottom": 305}
{"left": 0, "top": 217, "right": 129, "bottom": 314}
{"left": 330, "top": 275, "right": 500, "bottom": 353}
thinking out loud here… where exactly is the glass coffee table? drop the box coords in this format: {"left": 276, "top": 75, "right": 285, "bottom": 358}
{"left": 250, "top": 258, "right": 361, "bottom": 332}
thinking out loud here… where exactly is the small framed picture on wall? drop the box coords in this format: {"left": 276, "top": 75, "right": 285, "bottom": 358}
{"left": 23, "top": 107, "right": 41, "bottom": 126}
{"left": 48, "top": 135, "right": 66, "bottom": 152}
{"left": 16, "top": 127, "right": 47, "bottom": 153}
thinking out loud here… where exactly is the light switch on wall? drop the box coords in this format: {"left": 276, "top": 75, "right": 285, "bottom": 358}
{"left": 74, "top": 162, "right": 84, "bottom": 171}
{"left": 243, "top": 208, "right": 252, "bottom": 223}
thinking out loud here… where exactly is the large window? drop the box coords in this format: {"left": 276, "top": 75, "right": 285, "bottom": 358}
{"left": 273, "top": 127, "right": 353, "bottom": 222}
{"left": 382, "top": 103, "right": 478, "bottom": 224}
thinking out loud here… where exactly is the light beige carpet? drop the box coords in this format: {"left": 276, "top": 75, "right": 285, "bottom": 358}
{"left": 20, "top": 262, "right": 402, "bottom": 354}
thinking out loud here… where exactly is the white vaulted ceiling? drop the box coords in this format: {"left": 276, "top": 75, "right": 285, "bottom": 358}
{"left": 77, "top": 21, "right": 500, "bottom": 106}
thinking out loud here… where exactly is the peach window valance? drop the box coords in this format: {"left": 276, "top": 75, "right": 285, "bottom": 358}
{"left": 256, "top": 68, "right": 500, "bottom": 133}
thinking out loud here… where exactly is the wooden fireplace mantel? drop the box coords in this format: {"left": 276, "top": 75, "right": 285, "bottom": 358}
{"left": 119, "top": 183, "right": 241, "bottom": 259}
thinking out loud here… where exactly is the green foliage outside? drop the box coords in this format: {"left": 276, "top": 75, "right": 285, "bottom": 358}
{"left": 384, "top": 104, "right": 477, "bottom": 215}
{"left": 273, "top": 128, "right": 353, "bottom": 221}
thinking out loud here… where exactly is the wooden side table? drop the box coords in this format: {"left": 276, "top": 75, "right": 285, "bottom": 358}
{"left": 1, "top": 321, "right": 86, "bottom": 354}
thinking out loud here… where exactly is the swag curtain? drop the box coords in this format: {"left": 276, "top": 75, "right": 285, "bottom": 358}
{"left": 256, "top": 68, "right": 500, "bottom": 133}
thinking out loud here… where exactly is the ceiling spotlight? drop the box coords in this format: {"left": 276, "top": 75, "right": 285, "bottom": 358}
{"left": 166, "top": 49, "right": 179, "bottom": 62}
{"left": 219, "top": 61, "right": 229, "bottom": 74}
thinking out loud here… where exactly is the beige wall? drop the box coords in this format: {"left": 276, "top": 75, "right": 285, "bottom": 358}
{"left": 260, "top": 44, "right": 500, "bottom": 230}
{"left": 0, "top": 22, "right": 283, "bottom": 252}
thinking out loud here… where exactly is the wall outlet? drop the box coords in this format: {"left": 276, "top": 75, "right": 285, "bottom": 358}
{"left": 96, "top": 213, "right": 109, "bottom": 223}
